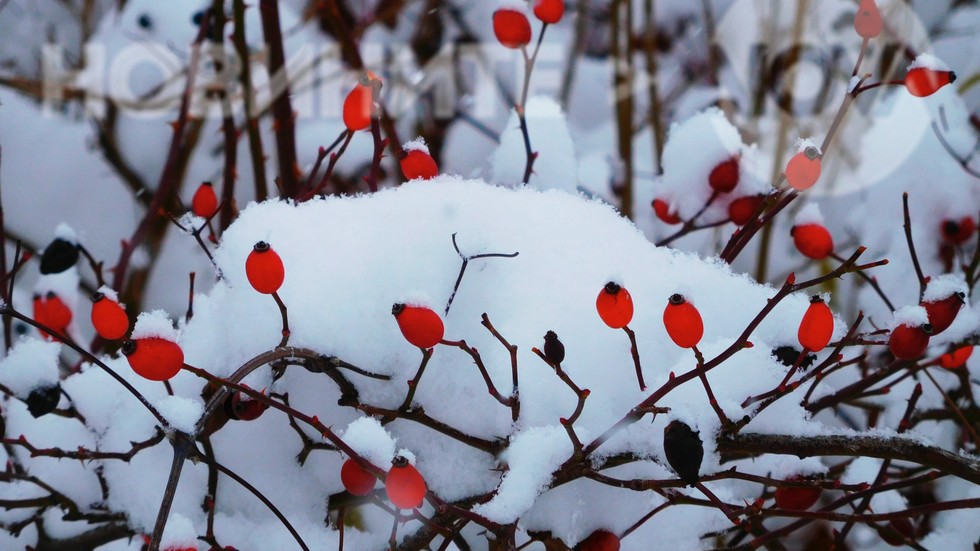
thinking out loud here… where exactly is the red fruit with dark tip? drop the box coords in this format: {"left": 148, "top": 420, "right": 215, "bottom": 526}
{"left": 392, "top": 304, "right": 444, "bottom": 348}
{"left": 854, "top": 0, "right": 882, "bottom": 39}
{"left": 596, "top": 282, "right": 634, "bottom": 329}
{"left": 663, "top": 294, "right": 704, "bottom": 349}
{"left": 728, "top": 195, "right": 764, "bottom": 226}
{"left": 905, "top": 67, "right": 956, "bottom": 98}
{"left": 652, "top": 199, "right": 682, "bottom": 225}
{"left": 708, "top": 157, "right": 739, "bottom": 193}
{"left": 230, "top": 387, "right": 268, "bottom": 421}
{"left": 400, "top": 149, "right": 439, "bottom": 181}
{"left": 245, "top": 241, "right": 285, "bottom": 295}
{"left": 122, "top": 338, "right": 184, "bottom": 381}
{"left": 90, "top": 293, "right": 129, "bottom": 340}
{"left": 941, "top": 217, "right": 975, "bottom": 245}
{"left": 922, "top": 292, "right": 964, "bottom": 334}
{"left": 533, "top": 0, "right": 564, "bottom": 24}
{"left": 798, "top": 295, "right": 834, "bottom": 352}
{"left": 785, "top": 147, "right": 822, "bottom": 191}
{"left": 578, "top": 530, "right": 620, "bottom": 551}
{"left": 939, "top": 346, "right": 972, "bottom": 369}
{"left": 792, "top": 224, "right": 834, "bottom": 260}
{"left": 889, "top": 323, "right": 932, "bottom": 360}
{"left": 343, "top": 73, "right": 380, "bottom": 132}
{"left": 493, "top": 9, "right": 532, "bottom": 49}
{"left": 341, "top": 458, "right": 376, "bottom": 496}
{"left": 774, "top": 478, "right": 821, "bottom": 511}
{"left": 191, "top": 181, "right": 218, "bottom": 218}
{"left": 385, "top": 456, "right": 426, "bottom": 509}
{"left": 34, "top": 292, "right": 72, "bottom": 339}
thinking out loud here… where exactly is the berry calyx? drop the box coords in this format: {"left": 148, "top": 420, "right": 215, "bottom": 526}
{"left": 905, "top": 67, "right": 956, "bottom": 98}
{"left": 941, "top": 217, "right": 975, "bottom": 245}
{"left": 343, "top": 73, "right": 381, "bottom": 132}
{"left": 652, "top": 199, "right": 682, "bottom": 225}
{"left": 392, "top": 304, "right": 445, "bottom": 349}
{"left": 578, "top": 530, "right": 621, "bottom": 551}
{"left": 533, "top": 0, "right": 564, "bottom": 24}
{"left": 791, "top": 223, "right": 834, "bottom": 260}
{"left": 785, "top": 147, "right": 822, "bottom": 191}
{"left": 400, "top": 148, "right": 439, "bottom": 181}
{"left": 245, "top": 241, "right": 285, "bottom": 295}
{"left": 122, "top": 338, "right": 184, "bottom": 381}
{"left": 888, "top": 323, "right": 932, "bottom": 361}
{"left": 798, "top": 295, "right": 834, "bottom": 352}
{"left": 854, "top": 0, "right": 882, "bottom": 39}
{"left": 663, "top": 420, "right": 703, "bottom": 485}
{"left": 493, "top": 9, "right": 532, "bottom": 49}
{"left": 663, "top": 293, "right": 703, "bottom": 349}
{"left": 939, "top": 345, "right": 972, "bottom": 369}
{"left": 922, "top": 292, "right": 965, "bottom": 334}
{"left": 90, "top": 292, "right": 129, "bottom": 340}
{"left": 385, "top": 456, "right": 426, "bottom": 509}
{"left": 191, "top": 181, "right": 218, "bottom": 218}
{"left": 774, "top": 477, "right": 821, "bottom": 511}
{"left": 543, "top": 330, "right": 565, "bottom": 364}
{"left": 596, "top": 282, "right": 634, "bottom": 329}
{"left": 708, "top": 157, "right": 739, "bottom": 193}
{"left": 39, "top": 237, "right": 79, "bottom": 275}
{"left": 728, "top": 195, "right": 764, "bottom": 226}
{"left": 341, "top": 458, "right": 376, "bottom": 496}
{"left": 230, "top": 386, "right": 269, "bottom": 421}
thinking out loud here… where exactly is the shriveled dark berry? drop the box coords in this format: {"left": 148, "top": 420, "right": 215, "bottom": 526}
{"left": 39, "top": 238, "right": 79, "bottom": 275}
{"left": 663, "top": 420, "right": 703, "bottom": 485}
{"left": 543, "top": 331, "right": 565, "bottom": 364}
{"left": 26, "top": 384, "right": 61, "bottom": 418}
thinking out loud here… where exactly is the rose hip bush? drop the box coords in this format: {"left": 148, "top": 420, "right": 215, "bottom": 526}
{"left": 0, "top": 0, "right": 979, "bottom": 550}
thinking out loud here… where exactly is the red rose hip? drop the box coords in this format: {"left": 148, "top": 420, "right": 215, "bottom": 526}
{"left": 854, "top": 0, "right": 882, "bottom": 39}
{"left": 579, "top": 530, "right": 620, "bottom": 551}
{"left": 191, "top": 181, "right": 218, "bottom": 218}
{"left": 798, "top": 295, "right": 834, "bottom": 352}
{"left": 785, "top": 146, "right": 821, "bottom": 191}
{"left": 653, "top": 199, "right": 682, "bottom": 225}
{"left": 663, "top": 294, "right": 704, "bottom": 349}
{"left": 889, "top": 323, "right": 932, "bottom": 361}
{"left": 728, "top": 195, "right": 764, "bottom": 226}
{"left": 533, "top": 0, "right": 564, "bottom": 24}
{"left": 792, "top": 223, "right": 834, "bottom": 260}
{"left": 392, "top": 304, "right": 444, "bottom": 349}
{"left": 400, "top": 147, "right": 439, "bottom": 181}
{"left": 493, "top": 9, "right": 532, "bottom": 49}
{"left": 708, "top": 157, "right": 739, "bottom": 193}
{"left": 245, "top": 241, "right": 285, "bottom": 295}
{"left": 90, "top": 292, "right": 129, "bottom": 340}
{"left": 341, "top": 458, "right": 376, "bottom": 496}
{"left": 123, "top": 337, "right": 184, "bottom": 381}
{"left": 596, "top": 282, "right": 634, "bottom": 329}
{"left": 385, "top": 456, "right": 426, "bottom": 509}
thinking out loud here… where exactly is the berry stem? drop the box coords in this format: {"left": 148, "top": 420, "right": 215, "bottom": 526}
{"left": 516, "top": 23, "right": 549, "bottom": 184}
{"left": 902, "top": 193, "right": 928, "bottom": 301}
{"left": 623, "top": 325, "right": 646, "bottom": 390}
{"left": 693, "top": 345, "right": 732, "bottom": 429}
{"left": 271, "top": 291, "right": 290, "bottom": 348}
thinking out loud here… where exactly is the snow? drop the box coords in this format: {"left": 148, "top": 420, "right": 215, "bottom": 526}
{"left": 402, "top": 137, "right": 431, "bottom": 154}
{"left": 794, "top": 203, "right": 826, "bottom": 226}
{"left": 492, "top": 96, "right": 579, "bottom": 194}
{"left": 130, "top": 310, "right": 180, "bottom": 341}
{"left": 922, "top": 274, "right": 968, "bottom": 303}
{"left": 155, "top": 395, "right": 203, "bottom": 434}
{"left": 97, "top": 284, "right": 122, "bottom": 303}
{"left": 497, "top": 0, "right": 529, "bottom": 12}
{"left": 891, "top": 305, "right": 930, "bottom": 329}
{"left": 908, "top": 53, "right": 951, "bottom": 72}
{"left": 342, "top": 416, "right": 396, "bottom": 467}
{"left": 0, "top": 338, "right": 61, "bottom": 397}
{"left": 794, "top": 137, "right": 821, "bottom": 155}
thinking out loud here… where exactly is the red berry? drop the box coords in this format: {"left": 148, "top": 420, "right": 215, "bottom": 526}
{"left": 493, "top": 9, "right": 532, "bottom": 49}
{"left": 939, "top": 345, "right": 972, "bottom": 369}
{"left": 708, "top": 157, "right": 739, "bottom": 193}
{"left": 341, "top": 458, "right": 376, "bottom": 496}
{"left": 400, "top": 148, "right": 439, "bottom": 181}
{"left": 533, "top": 0, "right": 564, "bottom": 24}
{"left": 888, "top": 323, "right": 932, "bottom": 361}
{"left": 392, "top": 304, "right": 445, "bottom": 349}
{"left": 34, "top": 292, "right": 72, "bottom": 339}
{"left": 941, "top": 217, "right": 975, "bottom": 245}
{"left": 921, "top": 292, "right": 965, "bottom": 334}
{"left": 578, "top": 530, "right": 620, "bottom": 551}
{"left": 791, "top": 224, "right": 834, "bottom": 260}
{"left": 245, "top": 241, "right": 285, "bottom": 295}
{"left": 230, "top": 386, "right": 268, "bottom": 421}
{"left": 785, "top": 147, "right": 822, "bottom": 191}
{"left": 385, "top": 456, "right": 426, "bottom": 509}
{"left": 663, "top": 294, "right": 704, "bottom": 349}
{"left": 774, "top": 478, "right": 821, "bottom": 511}
{"left": 854, "top": 0, "right": 882, "bottom": 39}
{"left": 881, "top": 518, "right": 916, "bottom": 546}
{"left": 163, "top": 546, "right": 197, "bottom": 551}
{"left": 596, "top": 282, "right": 634, "bottom": 329}
{"left": 90, "top": 293, "right": 129, "bottom": 340}
{"left": 798, "top": 295, "right": 834, "bottom": 352}
{"left": 191, "top": 181, "right": 218, "bottom": 218}
{"left": 343, "top": 73, "right": 380, "bottom": 132}
{"left": 905, "top": 67, "right": 956, "bottom": 98}
{"left": 123, "top": 338, "right": 184, "bottom": 381}
{"left": 652, "top": 199, "right": 682, "bottom": 225}
{"left": 728, "top": 195, "right": 764, "bottom": 226}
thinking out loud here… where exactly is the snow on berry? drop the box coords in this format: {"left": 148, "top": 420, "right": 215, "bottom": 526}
{"left": 0, "top": 338, "right": 61, "bottom": 398}
{"left": 341, "top": 416, "right": 396, "bottom": 468}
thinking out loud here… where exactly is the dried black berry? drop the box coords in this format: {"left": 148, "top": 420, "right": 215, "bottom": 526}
{"left": 771, "top": 346, "right": 815, "bottom": 371}
{"left": 663, "top": 420, "right": 703, "bottom": 486}
{"left": 26, "top": 384, "right": 61, "bottom": 418}
{"left": 543, "top": 331, "right": 565, "bottom": 365}
{"left": 39, "top": 238, "right": 79, "bottom": 275}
